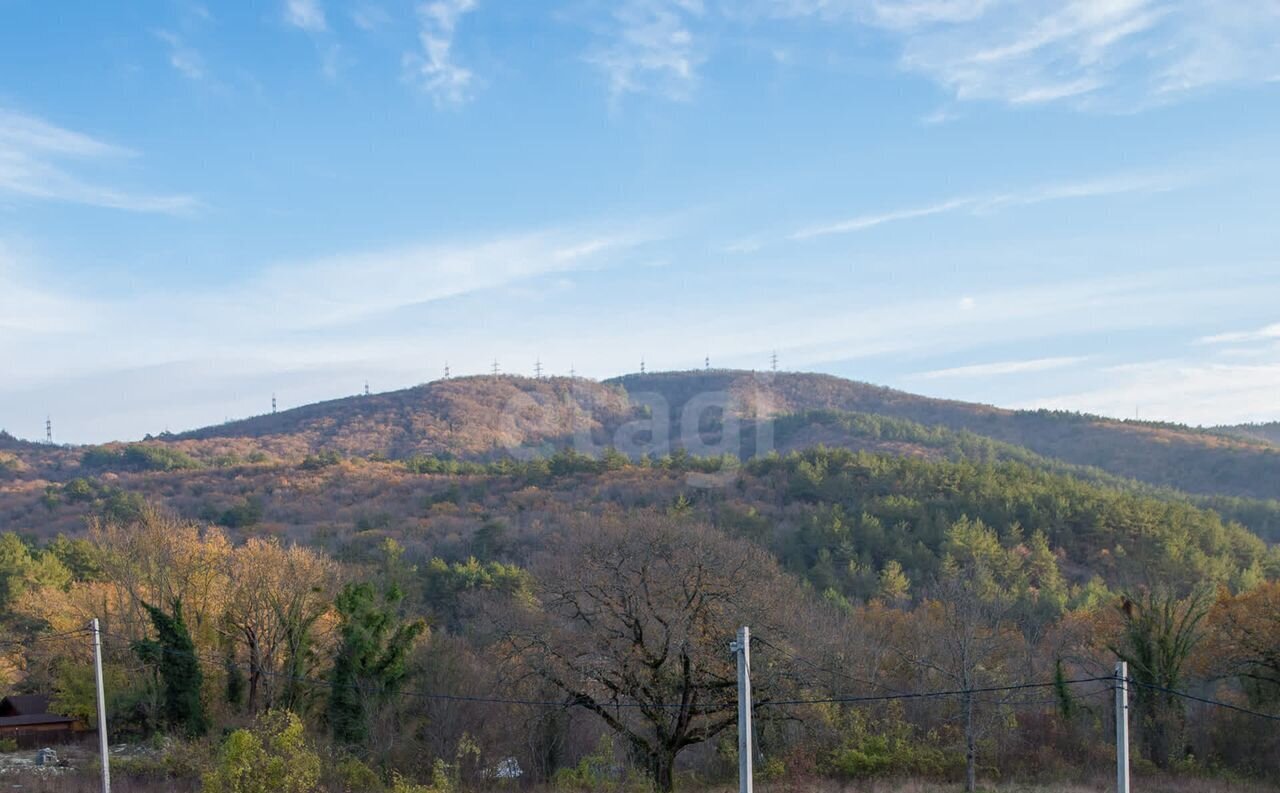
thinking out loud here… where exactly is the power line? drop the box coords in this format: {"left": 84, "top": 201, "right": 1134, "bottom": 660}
{"left": 751, "top": 635, "right": 909, "bottom": 696}
{"left": 760, "top": 677, "right": 1115, "bottom": 708}
{"left": 95, "top": 631, "right": 729, "bottom": 712}
{"left": 84, "top": 629, "right": 1280, "bottom": 724}
{"left": 1126, "top": 679, "right": 1280, "bottom": 723}
{"left": 0, "top": 628, "right": 91, "bottom": 649}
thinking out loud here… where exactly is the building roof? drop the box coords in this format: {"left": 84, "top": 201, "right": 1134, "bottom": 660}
{"left": 0, "top": 714, "right": 76, "bottom": 728}
{"left": 0, "top": 695, "right": 55, "bottom": 717}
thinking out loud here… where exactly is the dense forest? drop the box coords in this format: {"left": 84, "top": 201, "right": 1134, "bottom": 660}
{"left": 2, "top": 373, "right": 1280, "bottom": 792}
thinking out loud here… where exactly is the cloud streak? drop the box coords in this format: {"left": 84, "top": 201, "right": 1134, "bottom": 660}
{"left": 0, "top": 109, "right": 198, "bottom": 214}
{"left": 763, "top": 0, "right": 1280, "bottom": 109}
{"left": 913, "top": 355, "right": 1089, "bottom": 379}
{"left": 404, "top": 0, "right": 478, "bottom": 105}
{"left": 1198, "top": 322, "right": 1280, "bottom": 346}
{"left": 791, "top": 170, "right": 1181, "bottom": 239}
{"left": 1020, "top": 360, "right": 1280, "bottom": 427}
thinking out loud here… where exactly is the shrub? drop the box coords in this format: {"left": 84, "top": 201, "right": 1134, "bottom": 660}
{"left": 202, "top": 710, "right": 320, "bottom": 793}
{"left": 554, "top": 735, "right": 627, "bottom": 792}
{"left": 301, "top": 451, "right": 343, "bottom": 470}
{"left": 333, "top": 756, "right": 383, "bottom": 792}
{"left": 823, "top": 703, "right": 962, "bottom": 780}
{"left": 83, "top": 444, "right": 202, "bottom": 472}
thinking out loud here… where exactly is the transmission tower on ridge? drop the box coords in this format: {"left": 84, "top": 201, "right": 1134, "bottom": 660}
{"left": 771, "top": 351, "right": 778, "bottom": 372}
{"left": 272, "top": 394, "right": 277, "bottom": 414}
{"left": 640, "top": 357, "right": 646, "bottom": 375}
{"left": 444, "top": 362, "right": 451, "bottom": 379}
{"left": 705, "top": 355, "right": 710, "bottom": 371}
{"left": 492, "top": 359, "right": 500, "bottom": 376}
{"left": 535, "top": 358, "right": 543, "bottom": 379}
{"left": 45, "top": 417, "right": 52, "bottom": 445}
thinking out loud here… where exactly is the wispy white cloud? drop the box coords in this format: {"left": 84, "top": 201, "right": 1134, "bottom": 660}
{"left": 0, "top": 109, "right": 127, "bottom": 159}
{"left": 351, "top": 3, "right": 391, "bottom": 31}
{"left": 229, "top": 228, "right": 643, "bottom": 330}
{"left": 0, "top": 224, "right": 659, "bottom": 441}
{"left": 403, "top": 0, "right": 478, "bottom": 105}
{"left": 587, "top": 0, "right": 706, "bottom": 100}
{"left": 154, "top": 30, "right": 206, "bottom": 81}
{"left": 912, "top": 355, "right": 1089, "bottom": 379}
{"left": 1020, "top": 359, "right": 1280, "bottom": 427}
{"left": 793, "top": 197, "right": 972, "bottom": 239}
{"left": 1198, "top": 322, "right": 1280, "bottom": 345}
{"left": 791, "top": 170, "right": 1181, "bottom": 239}
{"left": 0, "top": 108, "right": 198, "bottom": 214}
{"left": 284, "top": 0, "right": 328, "bottom": 32}
{"left": 763, "top": 0, "right": 1280, "bottom": 109}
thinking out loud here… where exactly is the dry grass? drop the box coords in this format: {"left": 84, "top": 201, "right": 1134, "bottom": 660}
{"left": 5, "top": 772, "right": 1280, "bottom": 793}
{"left": 708, "top": 780, "right": 1280, "bottom": 793}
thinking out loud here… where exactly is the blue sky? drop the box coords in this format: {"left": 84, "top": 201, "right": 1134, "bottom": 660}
{"left": 2, "top": 0, "right": 1280, "bottom": 443}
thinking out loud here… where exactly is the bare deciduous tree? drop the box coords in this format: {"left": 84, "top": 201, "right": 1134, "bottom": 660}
{"left": 504, "top": 512, "right": 801, "bottom": 793}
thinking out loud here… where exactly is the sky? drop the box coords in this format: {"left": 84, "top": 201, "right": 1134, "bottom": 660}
{"left": 2, "top": 0, "right": 1280, "bottom": 444}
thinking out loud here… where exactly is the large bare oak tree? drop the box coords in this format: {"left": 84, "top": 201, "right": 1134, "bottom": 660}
{"left": 504, "top": 512, "right": 802, "bottom": 792}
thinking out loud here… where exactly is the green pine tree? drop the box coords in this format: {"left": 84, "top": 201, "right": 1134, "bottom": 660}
{"left": 327, "top": 582, "right": 426, "bottom": 746}
{"left": 134, "top": 599, "right": 208, "bottom": 736}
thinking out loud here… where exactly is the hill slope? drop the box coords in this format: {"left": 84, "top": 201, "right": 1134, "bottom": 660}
{"left": 609, "top": 371, "right": 1280, "bottom": 501}
{"left": 7, "top": 369, "right": 1280, "bottom": 504}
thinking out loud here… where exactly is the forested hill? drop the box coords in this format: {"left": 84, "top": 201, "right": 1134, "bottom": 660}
{"left": 1217, "top": 421, "right": 1280, "bottom": 446}
{"left": 4, "top": 372, "right": 1280, "bottom": 790}
{"left": 610, "top": 371, "right": 1280, "bottom": 500}
{"left": 7, "top": 370, "right": 1280, "bottom": 505}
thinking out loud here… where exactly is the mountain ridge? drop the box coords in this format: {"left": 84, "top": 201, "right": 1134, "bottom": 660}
{"left": 6, "top": 369, "right": 1280, "bottom": 503}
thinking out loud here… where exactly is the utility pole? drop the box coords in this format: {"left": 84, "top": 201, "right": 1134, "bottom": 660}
{"left": 91, "top": 618, "right": 111, "bottom": 793}
{"left": 1115, "top": 661, "right": 1130, "bottom": 793}
{"left": 730, "top": 626, "right": 754, "bottom": 793}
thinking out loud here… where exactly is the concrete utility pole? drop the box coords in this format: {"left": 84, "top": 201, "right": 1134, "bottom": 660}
{"left": 91, "top": 618, "right": 111, "bottom": 793}
{"left": 1115, "top": 661, "right": 1130, "bottom": 793}
{"left": 730, "top": 626, "right": 754, "bottom": 793}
